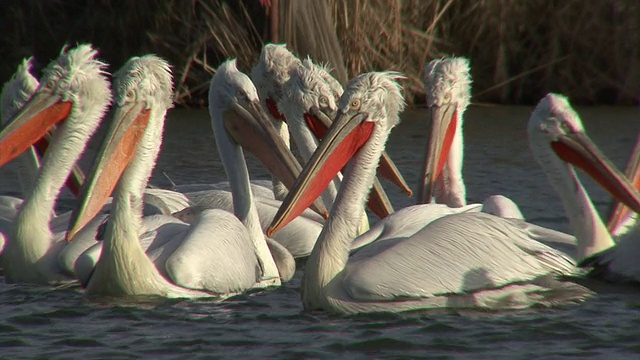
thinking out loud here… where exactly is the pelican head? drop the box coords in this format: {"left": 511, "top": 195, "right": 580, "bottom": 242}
{"left": 269, "top": 72, "right": 406, "bottom": 235}
{"left": 250, "top": 44, "right": 301, "bottom": 121}
{"left": 67, "top": 55, "right": 173, "bottom": 240}
{"left": 312, "top": 61, "right": 344, "bottom": 102}
{"left": 418, "top": 57, "right": 472, "bottom": 203}
{"left": 1, "top": 57, "right": 39, "bottom": 123}
{"left": 529, "top": 93, "right": 640, "bottom": 215}
{"left": 211, "top": 59, "right": 328, "bottom": 217}
{"left": 0, "top": 56, "right": 87, "bottom": 196}
{"left": 279, "top": 58, "right": 339, "bottom": 138}
{"left": 0, "top": 44, "right": 110, "bottom": 169}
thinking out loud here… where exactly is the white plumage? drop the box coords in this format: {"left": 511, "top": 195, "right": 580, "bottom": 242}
{"left": 0, "top": 44, "right": 112, "bottom": 284}
{"left": 69, "top": 56, "right": 286, "bottom": 298}
{"left": 267, "top": 75, "right": 625, "bottom": 315}
{"left": 419, "top": 57, "right": 524, "bottom": 219}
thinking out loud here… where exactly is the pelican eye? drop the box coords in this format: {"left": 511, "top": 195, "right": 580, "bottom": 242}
{"left": 560, "top": 121, "right": 573, "bottom": 134}
{"left": 43, "top": 81, "right": 55, "bottom": 91}
{"left": 443, "top": 92, "right": 452, "bottom": 103}
{"left": 319, "top": 95, "right": 329, "bottom": 107}
{"left": 350, "top": 98, "right": 361, "bottom": 111}
{"left": 236, "top": 90, "right": 249, "bottom": 101}
{"left": 126, "top": 89, "right": 135, "bottom": 100}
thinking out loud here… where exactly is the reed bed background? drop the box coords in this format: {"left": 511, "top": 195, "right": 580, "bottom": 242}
{"left": 1, "top": 0, "right": 638, "bottom": 107}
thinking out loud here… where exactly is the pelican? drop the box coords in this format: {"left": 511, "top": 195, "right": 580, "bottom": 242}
{"left": 267, "top": 74, "right": 640, "bottom": 314}
{"left": 0, "top": 57, "right": 93, "bottom": 257}
{"left": 418, "top": 57, "right": 524, "bottom": 219}
{"left": 250, "top": 43, "right": 300, "bottom": 200}
{"left": 280, "top": 58, "right": 417, "bottom": 220}
{"left": 0, "top": 57, "right": 42, "bottom": 254}
{"left": 0, "top": 44, "right": 112, "bottom": 284}
{"left": 65, "top": 56, "right": 310, "bottom": 297}
{"left": 1, "top": 57, "right": 42, "bottom": 204}
{"left": 252, "top": 44, "right": 410, "bottom": 210}
{"left": 525, "top": 96, "right": 640, "bottom": 284}
{"left": 158, "top": 46, "right": 327, "bottom": 260}
{"left": 0, "top": 57, "right": 86, "bottom": 202}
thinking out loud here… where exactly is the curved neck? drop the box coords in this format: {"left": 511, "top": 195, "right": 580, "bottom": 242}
{"left": 16, "top": 148, "right": 41, "bottom": 197}
{"left": 210, "top": 105, "right": 280, "bottom": 283}
{"left": 534, "top": 142, "right": 615, "bottom": 262}
{"left": 93, "top": 107, "right": 171, "bottom": 293}
{"left": 5, "top": 100, "right": 104, "bottom": 283}
{"left": 302, "top": 124, "right": 388, "bottom": 306}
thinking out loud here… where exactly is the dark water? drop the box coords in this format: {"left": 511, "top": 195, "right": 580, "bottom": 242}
{"left": 0, "top": 106, "right": 639, "bottom": 359}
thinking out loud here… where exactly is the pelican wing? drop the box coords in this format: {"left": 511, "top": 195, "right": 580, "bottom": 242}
{"left": 161, "top": 209, "right": 261, "bottom": 294}
{"left": 501, "top": 218, "right": 578, "bottom": 259}
{"left": 188, "top": 189, "right": 323, "bottom": 258}
{"left": 350, "top": 203, "right": 483, "bottom": 252}
{"left": 343, "top": 212, "right": 578, "bottom": 302}
{"left": 174, "top": 180, "right": 276, "bottom": 200}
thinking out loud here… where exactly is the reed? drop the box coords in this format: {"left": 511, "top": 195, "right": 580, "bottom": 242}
{"left": 1, "top": 0, "right": 638, "bottom": 106}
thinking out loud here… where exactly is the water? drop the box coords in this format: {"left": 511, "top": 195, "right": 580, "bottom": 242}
{"left": 0, "top": 105, "right": 639, "bottom": 359}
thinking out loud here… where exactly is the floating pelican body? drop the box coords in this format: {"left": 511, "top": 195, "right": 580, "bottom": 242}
{"left": 0, "top": 44, "right": 112, "bottom": 284}
{"left": 162, "top": 45, "right": 328, "bottom": 260}
{"left": 66, "top": 57, "right": 312, "bottom": 297}
{"left": 267, "top": 74, "right": 640, "bottom": 315}
{"left": 418, "top": 57, "right": 524, "bottom": 219}
{"left": 528, "top": 96, "right": 640, "bottom": 283}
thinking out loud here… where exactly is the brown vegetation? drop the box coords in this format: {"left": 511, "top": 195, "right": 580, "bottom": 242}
{"left": 1, "top": 0, "right": 638, "bottom": 106}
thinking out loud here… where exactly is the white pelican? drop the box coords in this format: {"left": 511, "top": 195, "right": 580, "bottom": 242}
{"left": 65, "top": 56, "right": 309, "bottom": 297}
{"left": 267, "top": 74, "right": 640, "bottom": 314}
{"left": 0, "top": 44, "right": 112, "bottom": 284}
{"left": 0, "top": 57, "right": 92, "bottom": 257}
{"left": 252, "top": 44, "right": 411, "bottom": 210}
{"left": 0, "top": 57, "right": 86, "bottom": 201}
{"left": 0, "top": 57, "right": 42, "bottom": 254}
{"left": 250, "top": 43, "right": 300, "bottom": 200}
{"left": 418, "top": 57, "right": 524, "bottom": 219}
{"left": 280, "top": 57, "right": 418, "bottom": 219}
{"left": 528, "top": 95, "right": 640, "bottom": 283}
{"left": 1, "top": 57, "right": 42, "bottom": 202}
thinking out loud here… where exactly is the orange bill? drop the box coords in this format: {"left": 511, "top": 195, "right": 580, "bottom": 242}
{"left": 368, "top": 177, "right": 394, "bottom": 218}
{"left": 268, "top": 110, "right": 375, "bottom": 237}
{"left": 66, "top": 102, "right": 151, "bottom": 241}
{"left": 0, "top": 90, "right": 71, "bottom": 167}
{"left": 306, "top": 106, "right": 412, "bottom": 196}
{"left": 552, "top": 131, "right": 640, "bottom": 215}
{"left": 224, "top": 99, "right": 328, "bottom": 218}
{"left": 265, "top": 98, "right": 286, "bottom": 121}
{"left": 417, "top": 103, "right": 458, "bottom": 204}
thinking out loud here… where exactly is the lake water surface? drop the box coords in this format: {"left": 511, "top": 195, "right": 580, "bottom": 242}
{"left": 0, "top": 105, "right": 639, "bottom": 359}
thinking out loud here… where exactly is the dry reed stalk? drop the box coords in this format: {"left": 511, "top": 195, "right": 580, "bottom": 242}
{"left": 1, "top": 0, "right": 639, "bottom": 105}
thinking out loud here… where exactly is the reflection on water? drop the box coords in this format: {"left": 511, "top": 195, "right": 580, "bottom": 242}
{"left": 0, "top": 105, "right": 639, "bottom": 358}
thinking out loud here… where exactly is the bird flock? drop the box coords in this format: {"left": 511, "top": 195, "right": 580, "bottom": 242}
{"left": 0, "top": 43, "right": 638, "bottom": 315}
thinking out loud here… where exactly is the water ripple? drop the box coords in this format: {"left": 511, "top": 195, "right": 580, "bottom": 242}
{"left": 0, "top": 108, "right": 638, "bottom": 359}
